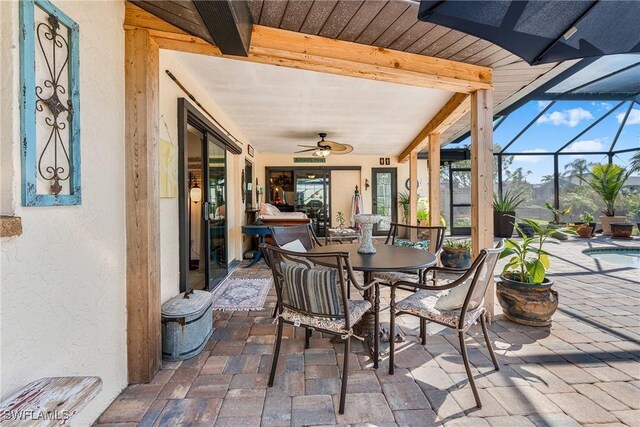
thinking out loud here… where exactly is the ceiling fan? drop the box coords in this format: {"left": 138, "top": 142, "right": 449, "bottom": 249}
{"left": 294, "top": 133, "right": 353, "bottom": 157}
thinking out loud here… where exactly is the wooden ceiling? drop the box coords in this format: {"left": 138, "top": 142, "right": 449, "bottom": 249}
{"left": 129, "top": 0, "right": 574, "bottom": 147}
{"left": 247, "top": 0, "right": 575, "bottom": 147}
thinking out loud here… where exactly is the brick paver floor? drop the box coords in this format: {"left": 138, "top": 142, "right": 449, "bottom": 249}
{"left": 97, "top": 237, "right": 639, "bottom": 426}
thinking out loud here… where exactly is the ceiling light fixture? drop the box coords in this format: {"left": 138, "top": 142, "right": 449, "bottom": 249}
{"left": 313, "top": 148, "right": 331, "bottom": 157}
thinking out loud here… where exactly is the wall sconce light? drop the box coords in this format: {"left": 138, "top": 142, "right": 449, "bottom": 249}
{"left": 365, "top": 179, "right": 370, "bottom": 190}
{"left": 189, "top": 173, "right": 201, "bottom": 203}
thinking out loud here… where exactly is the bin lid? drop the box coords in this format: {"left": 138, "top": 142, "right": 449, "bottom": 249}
{"left": 162, "top": 290, "right": 212, "bottom": 318}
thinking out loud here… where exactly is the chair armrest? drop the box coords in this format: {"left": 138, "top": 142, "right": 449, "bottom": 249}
{"left": 349, "top": 276, "right": 380, "bottom": 292}
{"left": 392, "top": 279, "right": 460, "bottom": 292}
{"left": 425, "top": 265, "right": 469, "bottom": 276}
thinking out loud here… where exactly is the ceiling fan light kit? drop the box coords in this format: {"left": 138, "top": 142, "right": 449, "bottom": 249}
{"left": 295, "top": 133, "right": 353, "bottom": 157}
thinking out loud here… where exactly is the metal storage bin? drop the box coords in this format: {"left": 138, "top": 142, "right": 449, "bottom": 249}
{"left": 161, "top": 290, "right": 213, "bottom": 361}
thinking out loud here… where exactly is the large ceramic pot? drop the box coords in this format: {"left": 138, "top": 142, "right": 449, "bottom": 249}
{"left": 441, "top": 248, "right": 471, "bottom": 269}
{"left": 600, "top": 215, "right": 627, "bottom": 236}
{"left": 610, "top": 223, "right": 633, "bottom": 239}
{"left": 494, "top": 211, "right": 515, "bottom": 238}
{"left": 496, "top": 276, "right": 557, "bottom": 327}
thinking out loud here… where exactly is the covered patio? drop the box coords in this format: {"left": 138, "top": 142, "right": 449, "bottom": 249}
{"left": 97, "top": 236, "right": 639, "bottom": 426}
{"left": 1, "top": 0, "right": 638, "bottom": 426}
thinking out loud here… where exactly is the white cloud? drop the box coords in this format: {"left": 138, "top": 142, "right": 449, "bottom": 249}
{"left": 591, "top": 102, "right": 613, "bottom": 111}
{"left": 537, "top": 101, "right": 551, "bottom": 111}
{"left": 514, "top": 148, "right": 548, "bottom": 163}
{"left": 564, "top": 139, "right": 604, "bottom": 153}
{"left": 617, "top": 108, "right": 640, "bottom": 125}
{"left": 537, "top": 107, "right": 593, "bottom": 127}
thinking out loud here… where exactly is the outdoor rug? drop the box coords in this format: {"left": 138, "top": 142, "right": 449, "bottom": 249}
{"left": 211, "top": 278, "right": 272, "bottom": 311}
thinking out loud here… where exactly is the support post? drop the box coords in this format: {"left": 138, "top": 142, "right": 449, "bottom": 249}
{"left": 409, "top": 151, "right": 418, "bottom": 227}
{"left": 428, "top": 133, "right": 441, "bottom": 253}
{"left": 470, "top": 89, "right": 495, "bottom": 318}
{"left": 125, "top": 28, "right": 161, "bottom": 383}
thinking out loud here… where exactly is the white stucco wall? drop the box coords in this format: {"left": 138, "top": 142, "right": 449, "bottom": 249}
{"left": 158, "top": 51, "right": 251, "bottom": 303}
{"left": 0, "top": 1, "right": 127, "bottom": 425}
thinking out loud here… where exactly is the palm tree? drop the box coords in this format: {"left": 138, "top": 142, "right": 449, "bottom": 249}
{"left": 630, "top": 151, "right": 640, "bottom": 173}
{"left": 541, "top": 174, "right": 554, "bottom": 183}
{"left": 578, "top": 163, "right": 633, "bottom": 216}
{"left": 563, "top": 159, "right": 591, "bottom": 184}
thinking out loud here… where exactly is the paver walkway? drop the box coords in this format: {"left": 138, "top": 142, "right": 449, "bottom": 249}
{"left": 97, "top": 237, "right": 639, "bottom": 426}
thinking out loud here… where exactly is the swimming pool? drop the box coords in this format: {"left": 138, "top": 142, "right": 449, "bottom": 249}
{"left": 583, "top": 248, "right": 640, "bottom": 268}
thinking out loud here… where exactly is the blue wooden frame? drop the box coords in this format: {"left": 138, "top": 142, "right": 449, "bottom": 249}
{"left": 20, "top": 0, "right": 81, "bottom": 206}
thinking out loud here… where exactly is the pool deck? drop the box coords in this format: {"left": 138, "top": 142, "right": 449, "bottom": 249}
{"left": 96, "top": 236, "right": 640, "bottom": 427}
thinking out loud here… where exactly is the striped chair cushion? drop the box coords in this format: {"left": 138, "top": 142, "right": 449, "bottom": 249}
{"left": 281, "top": 262, "right": 344, "bottom": 316}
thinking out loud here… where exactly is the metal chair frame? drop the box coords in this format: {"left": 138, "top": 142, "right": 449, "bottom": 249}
{"left": 269, "top": 224, "right": 324, "bottom": 250}
{"left": 388, "top": 240, "right": 505, "bottom": 408}
{"left": 263, "top": 244, "right": 377, "bottom": 414}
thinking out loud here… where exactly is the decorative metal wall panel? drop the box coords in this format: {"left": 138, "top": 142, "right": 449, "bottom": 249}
{"left": 20, "top": 0, "right": 80, "bottom": 206}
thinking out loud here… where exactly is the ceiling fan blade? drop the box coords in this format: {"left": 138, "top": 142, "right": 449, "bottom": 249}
{"left": 297, "top": 144, "right": 318, "bottom": 148}
{"left": 294, "top": 148, "right": 317, "bottom": 153}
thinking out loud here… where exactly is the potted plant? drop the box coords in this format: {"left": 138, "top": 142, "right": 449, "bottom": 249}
{"left": 575, "top": 212, "right": 596, "bottom": 237}
{"left": 335, "top": 211, "right": 346, "bottom": 229}
{"left": 440, "top": 239, "right": 472, "bottom": 269}
{"left": 493, "top": 190, "right": 525, "bottom": 238}
{"left": 544, "top": 202, "right": 572, "bottom": 240}
{"left": 578, "top": 163, "right": 634, "bottom": 235}
{"left": 496, "top": 219, "right": 576, "bottom": 326}
{"left": 545, "top": 202, "right": 572, "bottom": 225}
{"left": 416, "top": 208, "right": 429, "bottom": 226}
{"left": 398, "top": 192, "right": 411, "bottom": 224}
{"left": 610, "top": 221, "right": 633, "bottom": 239}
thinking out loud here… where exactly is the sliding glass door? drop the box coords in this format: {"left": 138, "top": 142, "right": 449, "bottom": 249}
{"left": 181, "top": 119, "right": 228, "bottom": 292}
{"left": 204, "top": 135, "right": 227, "bottom": 287}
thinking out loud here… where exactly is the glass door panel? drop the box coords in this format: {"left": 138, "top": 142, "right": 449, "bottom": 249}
{"left": 205, "top": 135, "right": 227, "bottom": 289}
{"left": 294, "top": 170, "right": 329, "bottom": 237}
{"left": 186, "top": 125, "right": 205, "bottom": 291}
{"left": 372, "top": 168, "right": 397, "bottom": 235}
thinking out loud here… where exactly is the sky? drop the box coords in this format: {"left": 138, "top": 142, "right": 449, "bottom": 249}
{"left": 455, "top": 99, "right": 640, "bottom": 183}
{"left": 451, "top": 55, "right": 640, "bottom": 183}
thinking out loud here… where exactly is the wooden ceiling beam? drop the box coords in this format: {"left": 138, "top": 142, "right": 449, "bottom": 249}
{"left": 192, "top": 0, "right": 253, "bottom": 56}
{"left": 124, "top": 3, "right": 492, "bottom": 94}
{"left": 398, "top": 93, "right": 470, "bottom": 163}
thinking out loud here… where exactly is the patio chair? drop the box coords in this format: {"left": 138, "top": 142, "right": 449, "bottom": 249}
{"left": 388, "top": 239, "right": 505, "bottom": 408}
{"left": 374, "top": 223, "right": 446, "bottom": 286}
{"left": 269, "top": 224, "right": 323, "bottom": 251}
{"left": 263, "top": 244, "right": 377, "bottom": 414}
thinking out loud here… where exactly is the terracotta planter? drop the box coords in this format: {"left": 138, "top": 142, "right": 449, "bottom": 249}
{"left": 576, "top": 226, "right": 593, "bottom": 238}
{"left": 496, "top": 276, "right": 557, "bottom": 327}
{"left": 494, "top": 211, "right": 515, "bottom": 238}
{"left": 600, "top": 215, "right": 627, "bottom": 235}
{"left": 440, "top": 248, "right": 471, "bottom": 269}
{"left": 610, "top": 223, "right": 633, "bottom": 239}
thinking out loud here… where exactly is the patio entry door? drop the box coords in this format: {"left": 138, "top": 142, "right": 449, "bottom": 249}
{"left": 372, "top": 168, "right": 397, "bottom": 236}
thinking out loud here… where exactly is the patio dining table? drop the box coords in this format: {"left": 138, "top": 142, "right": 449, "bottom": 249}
{"left": 309, "top": 242, "right": 437, "bottom": 368}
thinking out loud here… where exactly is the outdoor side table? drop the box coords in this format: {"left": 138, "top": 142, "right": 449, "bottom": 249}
{"left": 326, "top": 227, "right": 360, "bottom": 244}
{"left": 241, "top": 224, "right": 271, "bottom": 268}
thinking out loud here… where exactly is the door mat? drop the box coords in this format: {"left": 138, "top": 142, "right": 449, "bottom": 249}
{"left": 211, "top": 278, "right": 272, "bottom": 311}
